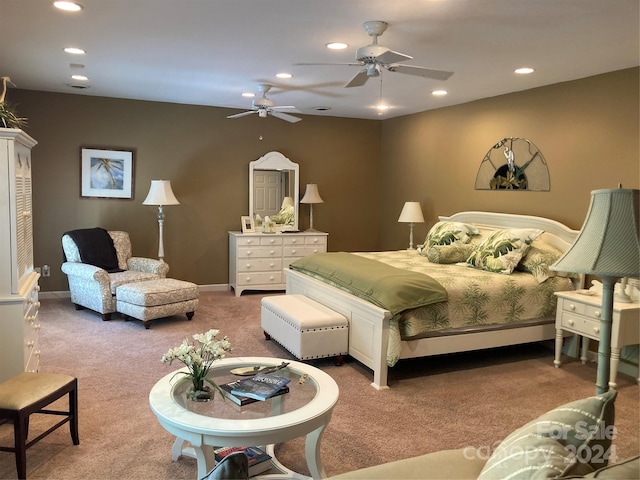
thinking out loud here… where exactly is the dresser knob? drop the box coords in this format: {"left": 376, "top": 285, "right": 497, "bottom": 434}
{"left": 245, "top": 264, "right": 251, "bottom": 269}
{"left": 569, "top": 304, "right": 576, "bottom": 311}
{"left": 291, "top": 249, "right": 297, "bottom": 254}
{"left": 269, "top": 250, "right": 275, "bottom": 255}
{"left": 594, "top": 310, "right": 601, "bottom": 318}
{"left": 246, "top": 239, "right": 253, "bottom": 244}
{"left": 269, "top": 263, "right": 274, "bottom": 267}
{"left": 26, "top": 341, "right": 34, "bottom": 348}
{"left": 269, "top": 276, "right": 274, "bottom": 281}
{"left": 291, "top": 239, "right": 298, "bottom": 243}
{"left": 35, "top": 285, "right": 41, "bottom": 292}
{"left": 35, "top": 350, "right": 41, "bottom": 357}
{"left": 245, "top": 277, "right": 251, "bottom": 282}
{"left": 269, "top": 239, "right": 275, "bottom": 244}
{"left": 568, "top": 319, "right": 574, "bottom": 326}
{"left": 593, "top": 327, "right": 600, "bottom": 334}
{"left": 246, "top": 251, "right": 252, "bottom": 256}
{"left": 313, "top": 238, "right": 318, "bottom": 243}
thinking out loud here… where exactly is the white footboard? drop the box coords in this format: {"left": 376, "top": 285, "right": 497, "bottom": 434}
{"left": 285, "top": 269, "right": 393, "bottom": 389}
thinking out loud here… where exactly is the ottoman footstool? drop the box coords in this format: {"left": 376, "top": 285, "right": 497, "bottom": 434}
{"left": 261, "top": 294, "right": 348, "bottom": 364}
{"left": 116, "top": 278, "right": 198, "bottom": 329}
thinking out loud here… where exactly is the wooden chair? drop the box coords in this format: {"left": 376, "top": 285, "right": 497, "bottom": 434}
{"left": 0, "top": 372, "right": 79, "bottom": 479}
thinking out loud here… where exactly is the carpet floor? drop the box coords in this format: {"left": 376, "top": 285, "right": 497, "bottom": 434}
{"left": 0, "top": 291, "right": 638, "bottom": 479}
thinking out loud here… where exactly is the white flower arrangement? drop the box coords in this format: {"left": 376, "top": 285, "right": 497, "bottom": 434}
{"left": 162, "top": 329, "right": 231, "bottom": 400}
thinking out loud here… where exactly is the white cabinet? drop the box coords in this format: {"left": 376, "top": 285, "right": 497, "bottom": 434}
{"left": 229, "top": 231, "right": 327, "bottom": 297}
{"left": 554, "top": 290, "right": 640, "bottom": 388}
{"left": 0, "top": 128, "right": 40, "bottom": 383}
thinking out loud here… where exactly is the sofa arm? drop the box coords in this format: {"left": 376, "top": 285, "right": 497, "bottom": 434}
{"left": 327, "top": 448, "right": 487, "bottom": 480}
{"left": 128, "top": 257, "right": 169, "bottom": 277}
{"left": 61, "top": 262, "right": 110, "bottom": 283}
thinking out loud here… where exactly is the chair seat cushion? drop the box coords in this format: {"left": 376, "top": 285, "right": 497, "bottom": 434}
{"left": 0, "top": 372, "right": 75, "bottom": 411}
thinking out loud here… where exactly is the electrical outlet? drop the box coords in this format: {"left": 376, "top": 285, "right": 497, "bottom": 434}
{"left": 42, "top": 264, "right": 50, "bottom": 277}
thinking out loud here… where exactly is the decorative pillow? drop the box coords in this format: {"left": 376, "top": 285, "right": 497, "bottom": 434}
{"left": 517, "top": 236, "right": 578, "bottom": 283}
{"left": 478, "top": 389, "right": 617, "bottom": 479}
{"left": 466, "top": 228, "right": 543, "bottom": 274}
{"left": 422, "top": 221, "right": 479, "bottom": 248}
{"left": 424, "top": 243, "right": 476, "bottom": 264}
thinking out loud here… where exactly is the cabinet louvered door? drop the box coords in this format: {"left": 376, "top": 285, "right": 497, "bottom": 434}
{"left": 14, "top": 147, "right": 33, "bottom": 287}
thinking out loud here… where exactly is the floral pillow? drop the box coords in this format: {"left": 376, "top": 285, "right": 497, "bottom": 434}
{"left": 466, "top": 228, "right": 543, "bottom": 274}
{"left": 424, "top": 243, "right": 476, "bottom": 264}
{"left": 420, "top": 221, "right": 479, "bottom": 249}
{"left": 517, "top": 235, "right": 579, "bottom": 283}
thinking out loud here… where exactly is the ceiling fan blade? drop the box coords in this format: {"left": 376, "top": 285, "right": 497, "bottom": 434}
{"left": 375, "top": 49, "right": 412, "bottom": 65}
{"left": 294, "top": 62, "right": 363, "bottom": 67}
{"left": 344, "top": 69, "right": 369, "bottom": 88}
{"left": 271, "top": 105, "right": 299, "bottom": 111}
{"left": 269, "top": 110, "right": 302, "bottom": 123}
{"left": 386, "top": 64, "right": 454, "bottom": 81}
{"left": 227, "top": 110, "right": 257, "bottom": 119}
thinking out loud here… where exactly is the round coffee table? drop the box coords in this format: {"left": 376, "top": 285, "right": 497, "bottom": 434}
{"left": 149, "top": 356, "right": 339, "bottom": 479}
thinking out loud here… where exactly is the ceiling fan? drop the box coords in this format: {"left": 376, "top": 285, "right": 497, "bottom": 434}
{"left": 296, "top": 21, "right": 454, "bottom": 88}
{"left": 227, "top": 84, "right": 302, "bottom": 123}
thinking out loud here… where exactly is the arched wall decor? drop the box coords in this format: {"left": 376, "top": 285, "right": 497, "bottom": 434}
{"left": 475, "top": 137, "right": 550, "bottom": 191}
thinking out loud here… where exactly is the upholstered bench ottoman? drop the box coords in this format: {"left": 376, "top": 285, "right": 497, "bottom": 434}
{"left": 116, "top": 278, "right": 198, "bottom": 329}
{"left": 261, "top": 294, "right": 348, "bottom": 364}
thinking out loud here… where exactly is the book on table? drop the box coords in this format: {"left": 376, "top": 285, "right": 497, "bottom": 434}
{"left": 214, "top": 445, "right": 272, "bottom": 477}
{"left": 220, "top": 381, "right": 289, "bottom": 406}
{"left": 229, "top": 373, "right": 292, "bottom": 401}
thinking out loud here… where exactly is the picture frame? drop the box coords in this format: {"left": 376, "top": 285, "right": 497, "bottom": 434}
{"left": 80, "top": 146, "right": 135, "bottom": 199}
{"left": 241, "top": 216, "right": 255, "bottom": 233}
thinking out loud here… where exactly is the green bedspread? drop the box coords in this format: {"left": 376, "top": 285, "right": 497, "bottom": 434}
{"left": 289, "top": 252, "right": 448, "bottom": 314}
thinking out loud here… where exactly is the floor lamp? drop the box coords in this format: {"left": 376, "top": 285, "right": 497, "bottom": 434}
{"left": 398, "top": 201, "right": 425, "bottom": 250}
{"left": 143, "top": 180, "right": 180, "bottom": 262}
{"left": 300, "top": 184, "right": 323, "bottom": 232}
{"left": 551, "top": 188, "right": 639, "bottom": 394}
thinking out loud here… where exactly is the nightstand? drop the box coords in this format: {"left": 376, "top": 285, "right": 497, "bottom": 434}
{"left": 554, "top": 290, "right": 640, "bottom": 388}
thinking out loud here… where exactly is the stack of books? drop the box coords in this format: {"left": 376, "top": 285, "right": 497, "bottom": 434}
{"left": 213, "top": 445, "right": 272, "bottom": 477}
{"left": 220, "top": 373, "right": 291, "bottom": 405}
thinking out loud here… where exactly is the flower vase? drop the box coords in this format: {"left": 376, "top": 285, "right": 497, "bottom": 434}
{"left": 187, "top": 385, "right": 212, "bottom": 402}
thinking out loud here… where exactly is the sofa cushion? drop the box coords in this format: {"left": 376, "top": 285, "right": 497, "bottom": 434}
{"left": 327, "top": 448, "right": 487, "bottom": 480}
{"left": 478, "top": 389, "right": 617, "bottom": 479}
{"left": 559, "top": 455, "right": 640, "bottom": 479}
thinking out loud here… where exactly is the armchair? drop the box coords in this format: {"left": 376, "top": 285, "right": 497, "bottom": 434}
{"left": 61, "top": 229, "right": 169, "bottom": 320}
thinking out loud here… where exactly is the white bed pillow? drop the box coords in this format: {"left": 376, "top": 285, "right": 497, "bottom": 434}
{"left": 466, "top": 228, "right": 543, "bottom": 274}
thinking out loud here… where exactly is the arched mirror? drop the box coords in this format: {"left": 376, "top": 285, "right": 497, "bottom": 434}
{"left": 249, "top": 151, "right": 299, "bottom": 231}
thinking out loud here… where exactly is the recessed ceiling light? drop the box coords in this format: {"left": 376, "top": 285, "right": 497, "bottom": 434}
{"left": 53, "top": 1, "right": 83, "bottom": 11}
{"left": 71, "top": 74, "right": 88, "bottom": 81}
{"left": 432, "top": 90, "right": 448, "bottom": 96}
{"left": 64, "top": 47, "right": 86, "bottom": 55}
{"left": 241, "top": 92, "right": 255, "bottom": 98}
{"left": 515, "top": 67, "right": 535, "bottom": 74}
{"left": 276, "top": 73, "right": 292, "bottom": 79}
{"left": 326, "top": 42, "right": 348, "bottom": 50}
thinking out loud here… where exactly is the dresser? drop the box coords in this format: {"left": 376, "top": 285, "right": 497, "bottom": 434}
{"left": 0, "top": 128, "right": 40, "bottom": 383}
{"left": 229, "top": 231, "right": 328, "bottom": 296}
{"left": 554, "top": 290, "right": 640, "bottom": 388}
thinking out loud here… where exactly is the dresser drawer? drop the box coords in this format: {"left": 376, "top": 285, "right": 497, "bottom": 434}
{"left": 237, "top": 246, "right": 283, "bottom": 259}
{"left": 236, "top": 271, "right": 283, "bottom": 287}
{"left": 236, "top": 236, "right": 283, "bottom": 247}
{"left": 283, "top": 235, "right": 327, "bottom": 246}
{"left": 237, "top": 258, "right": 283, "bottom": 273}
{"left": 284, "top": 245, "right": 326, "bottom": 257}
{"left": 560, "top": 312, "right": 601, "bottom": 337}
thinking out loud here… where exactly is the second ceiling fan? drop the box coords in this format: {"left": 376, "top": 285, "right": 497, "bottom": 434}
{"left": 297, "top": 20, "right": 454, "bottom": 88}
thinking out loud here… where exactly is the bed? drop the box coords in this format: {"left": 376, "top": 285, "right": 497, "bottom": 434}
{"left": 284, "top": 211, "right": 584, "bottom": 389}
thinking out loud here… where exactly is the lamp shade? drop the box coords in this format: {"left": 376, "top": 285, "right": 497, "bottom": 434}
{"left": 551, "top": 189, "right": 639, "bottom": 277}
{"left": 300, "top": 184, "right": 324, "bottom": 204}
{"left": 398, "top": 201, "right": 425, "bottom": 223}
{"left": 281, "top": 196, "right": 294, "bottom": 209}
{"left": 143, "top": 180, "right": 180, "bottom": 206}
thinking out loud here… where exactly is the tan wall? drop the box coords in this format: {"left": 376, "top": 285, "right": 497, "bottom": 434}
{"left": 378, "top": 68, "right": 639, "bottom": 249}
{"left": 12, "top": 90, "right": 381, "bottom": 291}
{"left": 12, "top": 67, "right": 639, "bottom": 292}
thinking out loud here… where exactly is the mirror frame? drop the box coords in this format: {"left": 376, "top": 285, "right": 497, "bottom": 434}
{"left": 249, "top": 151, "right": 299, "bottom": 231}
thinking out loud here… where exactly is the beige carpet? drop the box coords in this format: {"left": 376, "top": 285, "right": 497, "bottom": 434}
{"left": 0, "top": 291, "right": 638, "bottom": 480}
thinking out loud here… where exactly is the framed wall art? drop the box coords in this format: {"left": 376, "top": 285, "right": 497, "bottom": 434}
{"left": 80, "top": 146, "right": 135, "bottom": 199}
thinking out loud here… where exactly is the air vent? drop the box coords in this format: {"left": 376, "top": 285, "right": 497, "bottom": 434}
{"left": 313, "top": 106, "right": 332, "bottom": 111}
{"left": 68, "top": 84, "right": 90, "bottom": 89}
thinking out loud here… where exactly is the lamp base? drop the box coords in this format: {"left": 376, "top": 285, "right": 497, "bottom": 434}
{"left": 304, "top": 228, "right": 320, "bottom": 232}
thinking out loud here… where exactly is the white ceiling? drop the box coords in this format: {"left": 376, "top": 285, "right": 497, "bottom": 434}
{"left": 2, "top": 0, "right": 639, "bottom": 121}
